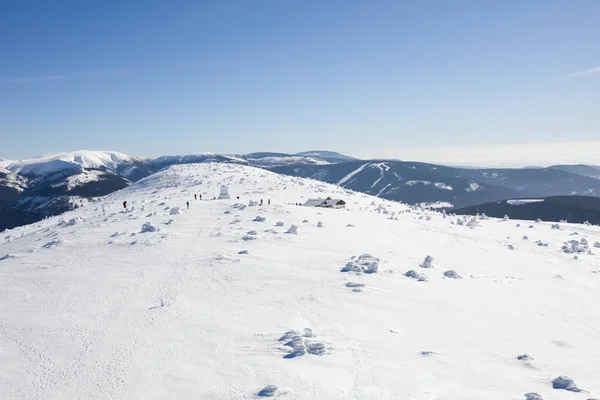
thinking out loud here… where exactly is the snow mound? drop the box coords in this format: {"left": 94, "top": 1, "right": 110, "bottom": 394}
{"left": 340, "top": 254, "right": 379, "bottom": 274}
{"left": 253, "top": 216, "right": 266, "bottom": 222}
{"left": 285, "top": 225, "right": 298, "bottom": 234}
{"left": 444, "top": 270, "right": 461, "bottom": 279}
{"left": 170, "top": 207, "right": 181, "bottom": 215}
{"left": 405, "top": 270, "right": 428, "bottom": 282}
{"left": 141, "top": 222, "right": 158, "bottom": 233}
{"left": 279, "top": 329, "right": 326, "bottom": 359}
{"left": 552, "top": 376, "right": 581, "bottom": 392}
{"left": 0, "top": 254, "right": 17, "bottom": 261}
{"left": 524, "top": 393, "right": 543, "bottom": 400}
{"left": 257, "top": 385, "right": 281, "bottom": 397}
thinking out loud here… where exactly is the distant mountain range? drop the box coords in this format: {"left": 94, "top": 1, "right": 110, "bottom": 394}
{"left": 2, "top": 149, "right": 600, "bottom": 231}
{"left": 454, "top": 196, "right": 600, "bottom": 225}
{"left": 270, "top": 161, "right": 600, "bottom": 208}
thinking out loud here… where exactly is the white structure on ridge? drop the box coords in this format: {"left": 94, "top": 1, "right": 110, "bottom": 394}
{"left": 218, "top": 185, "right": 230, "bottom": 200}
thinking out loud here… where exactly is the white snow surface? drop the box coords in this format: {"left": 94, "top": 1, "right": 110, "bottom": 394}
{"left": 249, "top": 156, "right": 330, "bottom": 166}
{"left": 507, "top": 199, "right": 545, "bottom": 206}
{"left": 0, "top": 158, "right": 13, "bottom": 169}
{"left": 404, "top": 180, "right": 454, "bottom": 190}
{"left": 6, "top": 150, "right": 143, "bottom": 178}
{"left": 419, "top": 201, "right": 454, "bottom": 209}
{"left": 1, "top": 163, "right": 599, "bottom": 399}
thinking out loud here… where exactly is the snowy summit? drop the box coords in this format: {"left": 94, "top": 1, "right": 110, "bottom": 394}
{"left": 1, "top": 163, "right": 599, "bottom": 399}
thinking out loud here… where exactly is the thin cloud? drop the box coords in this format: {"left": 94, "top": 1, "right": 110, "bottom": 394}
{"left": 0, "top": 75, "right": 67, "bottom": 84}
{"left": 0, "top": 68, "right": 136, "bottom": 84}
{"left": 565, "top": 65, "right": 600, "bottom": 78}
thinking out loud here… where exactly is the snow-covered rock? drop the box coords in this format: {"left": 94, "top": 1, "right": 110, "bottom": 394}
{"left": 552, "top": 376, "right": 581, "bottom": 392}
{"left": 340, "top": 254, "right": 379, "bottom": 274}
{"left": 141, "top": 222, "right": 157, "bottom": 233}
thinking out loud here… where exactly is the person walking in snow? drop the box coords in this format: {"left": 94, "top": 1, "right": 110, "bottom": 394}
{"left": 260, "top": 199, "right": 263, "bottom": 206}
{"left": 186, "top": 201, "right": 190, "bottom": 209}
{"left": 199, "top": 194, "right": 202, "bottom": 200}
{"left": 194, "top": 194, "right": 197, "bottom": 200}
{"left": 268, "top": 199, "right": 271, "bottom": 205}
{"left": 123, "top": 200, "right": 127, "bottom": 209}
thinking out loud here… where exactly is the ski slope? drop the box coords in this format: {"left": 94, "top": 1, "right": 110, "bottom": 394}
{"left": 1, "top": 163, "right": 599, "bottom": 399}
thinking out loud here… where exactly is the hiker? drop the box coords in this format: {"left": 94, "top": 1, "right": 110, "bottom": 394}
{"left": 260, "top": 199, "right": 263, "bottom": 206}
{"left": 123, "top": 200, "right": 127, "bottom": 209}
{"left": 268, "top": 199, "right": 271, "bottom": 205}
{"left": 186, "top": 201, "right": 190, "bottom": 209}
{"left": 199, "top": 194, "right": 202, "bottom": 200}
{"left": 194, "top": 194, "right": 197, "bottom": 200}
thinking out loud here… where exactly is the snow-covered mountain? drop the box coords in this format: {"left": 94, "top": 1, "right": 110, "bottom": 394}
{"left": 295, "top": 150, "right": 357, "bottom": 161}
{"left": 272, "top": 161, "right": 600, "bottom": 209}
{"left": 6, "top": 150, "right": 151, "bottom": 181}
{"left": 4, "top": 150, "right": 600, "bottom": 232}
{"left": 0, "top": 168, "right": 29, "bottom": 208}
{"left": 1, "top": 162, "right": 598, "bottom": 398}
{"left": 549, "top": 164, "right": 600, "bottom": 179}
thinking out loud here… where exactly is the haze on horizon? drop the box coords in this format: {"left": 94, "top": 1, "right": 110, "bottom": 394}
{"left": 1, "top": 1, "right": 599, "bottom": 166}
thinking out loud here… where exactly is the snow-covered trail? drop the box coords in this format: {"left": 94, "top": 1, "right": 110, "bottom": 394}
{"left": 1, "top": 163, "right": 600, "bottom": 399}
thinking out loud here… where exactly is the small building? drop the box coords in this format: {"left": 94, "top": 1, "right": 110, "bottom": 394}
{"left": 303, "top": 197, "right": 346, "bottom": 209}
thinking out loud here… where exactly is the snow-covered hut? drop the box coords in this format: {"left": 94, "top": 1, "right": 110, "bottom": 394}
{"left": 303, "top": 197, "right": 346, "bottom": 209}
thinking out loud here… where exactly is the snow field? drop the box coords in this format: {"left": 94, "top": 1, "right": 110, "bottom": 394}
{"left": 0, "top": 163, "right": 599, "bottom": 399}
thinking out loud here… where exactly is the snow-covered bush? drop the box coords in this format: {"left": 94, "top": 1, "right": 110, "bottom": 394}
{"left": 466, "top": 218, "right": 479, "bottom": 228}
{"left": 341, "top": 254, "right": 379, "bottom": 274}
{"left": 253, "top": 216, "right": 266, "bottom": 222}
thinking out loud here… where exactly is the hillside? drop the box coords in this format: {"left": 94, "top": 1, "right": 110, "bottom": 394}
{"left": 1, "top": 163, "right": 599, "bottom": 399}
{"left": 272, "top": 161, "right": 600, "bottom": 208}
{"left": 455, "top": 196, "right": 600, "bottom": 225}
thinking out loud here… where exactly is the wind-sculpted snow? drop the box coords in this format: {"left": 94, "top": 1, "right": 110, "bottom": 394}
{"left": 0, "top": 162, "right": 599, "bottom": 399}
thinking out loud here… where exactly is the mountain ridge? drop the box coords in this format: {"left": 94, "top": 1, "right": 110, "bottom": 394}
{"left": 3, "top": 149, "right": 600, "bottom": 231}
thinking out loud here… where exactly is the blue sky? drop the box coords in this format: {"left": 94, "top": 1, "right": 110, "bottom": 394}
{"left": 1, "top": 0, "right": 599, "bottom": 165}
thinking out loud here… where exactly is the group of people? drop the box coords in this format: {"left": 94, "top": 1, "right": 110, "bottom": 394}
{"left": 121, "top": 194, "right": 271, "bottom": 211}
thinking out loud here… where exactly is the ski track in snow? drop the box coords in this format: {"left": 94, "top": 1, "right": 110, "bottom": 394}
{"left": 1, "top": 162, "right": 599, "bottom": 399}
{"left": 337, "top": 163, "right": 368, "bottom": 186}
{"left": 369, "top": 163, "right": 388, "bottom": 189}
